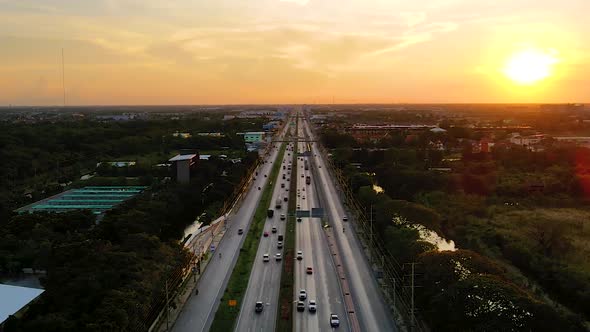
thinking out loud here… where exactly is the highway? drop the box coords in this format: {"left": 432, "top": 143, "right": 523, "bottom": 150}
{"left": 293, "top": 114, "right": 349, "bottom": 332}
{"left": 171, "top": 119, "right": 290, "bottom": 332}
{"left": 302, "top": 116, "right": 399, "bottom": 332}
{"left": 233, "top": 133, "right": 293, "bottom": 332}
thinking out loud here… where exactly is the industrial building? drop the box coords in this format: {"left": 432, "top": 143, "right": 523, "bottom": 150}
{"left": 169, "top": 153, "right": 199, "bottom": 184}
{"left": 16, "top": 186, "right": 146, "bottom": 215}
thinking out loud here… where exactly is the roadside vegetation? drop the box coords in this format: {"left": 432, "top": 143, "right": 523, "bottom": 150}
{"left": 320, "top": 121, "right": 588, "bottom": 331}
{"left": 276, "top": 120, "right": 297, "bottom": 331}
{"left": 0, "top": 114, "right": 263, "bottom": 222}
{"left": 0, "top": 114, "right": 262, "bottom": 331}
{"left": 210, "top": 143, "right": 286, "bottom": 332}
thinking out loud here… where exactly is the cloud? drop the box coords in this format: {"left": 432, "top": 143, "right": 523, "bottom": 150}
{"left": 278, "top": 0, "right": 311, "bottom": 6}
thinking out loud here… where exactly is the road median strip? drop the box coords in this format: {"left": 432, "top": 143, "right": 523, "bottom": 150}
{"left": 276, "top": 117, "right": 298, "bottom": 332}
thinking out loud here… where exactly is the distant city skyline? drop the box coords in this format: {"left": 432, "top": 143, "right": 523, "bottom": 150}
{"left": 0, "top": 0, "right": 589, "bottom": 105}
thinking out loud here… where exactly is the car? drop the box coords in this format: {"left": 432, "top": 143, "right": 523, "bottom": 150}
{"left": 281, "top": 183, "right": 285, "bottom": 188}
{"left": 297, "top": 193, "right": 301, "bottom": 197}
{"left": 280, "top": 214, "right": 286, "bottom": 220}
{"left": 238, "top": 228, "right": 244, "bottom": 235}
{"left": 297, "top": 301, "right": 305, "bottom": 312}
{"left": 284, "top": 196, "right": 288, "bottom": 202}
{"left": 308, "top": 300, "right": 317, "bottom": 313}
{"left": 302, "top": 196, "right": 305, "bottom": 200}
{"left": 298, "top": 289, "right": 307, "bottom": 300}
{"left": 263, "top": 231, "right": 269, "bottom": 237}
{"left": 272, "top": 227, "right": 277, "bottom": 233}
{"left": 330, "top": 314, "right": 340, "bottom": 327}
{"left": 306, "top": 267, "right": 313, "bottom": 275}
{"left": 255, "top": 301, "right": 264, "bottom": 313}
{"left": 342, "top": 216, "right": 348, "bottom": 222}
{"left": 302, "top": 187, "right": 305, "bottom": 191}
{"left": 263, "top": 254, "right": 270, "bottom": 262}
{"left": 301, "top": 174, "right": 304, "bottom": 178}
{"left": 319, "top": 165, "right": 322, "bottom": 168}
{"left": 277, "top": 241, "right": 283, "bottom": 249}
{"left": 296, "top": 251, "right": 303, "bottom": 260}
{"left": 297, "top": 217, "right": 302, "bottom": 222}
{"left": 275, "top": 253, "right": 282, "bottom": 261}
{"left": 297, "top": 205, "right": 301, "bottom": 209}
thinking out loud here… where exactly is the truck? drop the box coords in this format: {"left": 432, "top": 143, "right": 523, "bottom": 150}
{"left": 306, "top": 176, "right": 311, "bottom": 185}
{"left": 304, "top": 159, "right": 309, "bottom": 170}
{"left": 275, "top": 198, "right": 282, "bottom": 209}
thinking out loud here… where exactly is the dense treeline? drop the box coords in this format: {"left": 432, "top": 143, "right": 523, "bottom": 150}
{"left": 1, "top": 156, "right": 253, "bottom": 331}
{"left": 0, "top": 116, "right": 263, "bottom": 221}
{"left": 320, "top": 127, "right": 588, "bottom": 330}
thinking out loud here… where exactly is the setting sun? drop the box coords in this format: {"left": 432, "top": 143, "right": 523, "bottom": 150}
{"left": 503, "top": 49, "right": 559, "bottom": 85}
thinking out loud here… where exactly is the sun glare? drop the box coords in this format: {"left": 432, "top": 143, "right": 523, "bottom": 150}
{"left": 503, "top": 48, "right": 559, "bottom": 85}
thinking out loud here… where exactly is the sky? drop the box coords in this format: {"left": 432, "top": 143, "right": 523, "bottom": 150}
{"left": 0, "top": 0, "right": 589, "bottom": 105}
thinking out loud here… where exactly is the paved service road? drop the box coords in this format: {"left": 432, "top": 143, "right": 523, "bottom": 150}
{"left": 233, "top": 132, "right": 293, "bottom": 332}
{"left": 302, "top": 117, "right": 399, "bottom": 332}
{"left": 172, "top": 121, "right": 290, "bottom": 332}
{"left": 293, "top": 114, "right": 349, "bottom": 332}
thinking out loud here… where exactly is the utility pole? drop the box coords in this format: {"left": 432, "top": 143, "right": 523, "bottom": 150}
{"left": 411, "top": 262, "right": 415, "bottom": 332}
{"left": 165, "top": 279, "right": 169, "bottom": 331}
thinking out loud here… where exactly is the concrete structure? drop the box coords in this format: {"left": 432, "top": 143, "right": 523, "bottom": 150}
{"left": 0, "top": 284, "right": 44, "bottom": 326}
{"left": 169, "top": 154, "right": 198, "bottom": 184}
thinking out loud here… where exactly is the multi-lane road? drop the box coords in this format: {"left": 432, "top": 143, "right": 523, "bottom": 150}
{"left": 172, "top": 119, "right": 290, "bottom": 332}
{"left": 293, "top": 116, "right": 349, "bottom": 332}
{"left": 302, "top": 117, "right": 398, "bottom": 332}
{"left": 234, "top": 131, "right": 293, "bottom": 331}
{"left": 173, "top": 111, "right": 397, "bottom": 332}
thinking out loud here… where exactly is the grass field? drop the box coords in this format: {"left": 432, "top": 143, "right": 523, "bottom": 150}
{"left": 209, "top": 142, "right": 286, "bottom": 332}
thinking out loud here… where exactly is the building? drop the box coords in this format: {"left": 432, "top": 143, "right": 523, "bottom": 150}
{"left": 554, "top": 137, "right": 590, "bottom": 148}
{"left": 173, "top": 132, "right": 192, "bottom": 139}
{"left": 243, "top": 132, "right": 265, "bottom": 143}
{"left": 15, "top": 186, "right": 147, "bottom": 216}
{"left": 197, "top": 132, "right": 225, "bottom": 137}
{"left": 509, "top": 134, "right": 546, "bottom": 147}
{"left": 0, "top": 284, "right": 44, "bottom": 327}
{"left": 169, "top": 153, "right": 199, "bottom": 184}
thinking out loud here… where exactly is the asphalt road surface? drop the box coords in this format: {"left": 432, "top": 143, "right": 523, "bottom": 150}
{"left": 233, "top": 135, "right": 292, "bottom": 332}
{"left": 172, "top": 121, "right": 290, "bottom": 332}
{"left": 302, "top": 117, "right": 399, "bottom": 332}
{"left": 293, "top": 115, "right": 349, "bottom": 332}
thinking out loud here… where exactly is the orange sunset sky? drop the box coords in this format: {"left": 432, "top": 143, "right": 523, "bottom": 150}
{"left": 0, "top": 0, "right": 589, "bottom": 105}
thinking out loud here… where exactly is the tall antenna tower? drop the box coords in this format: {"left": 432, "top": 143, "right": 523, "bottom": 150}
{"left": 61, "top": 48, "right": 66, "bottom": 107}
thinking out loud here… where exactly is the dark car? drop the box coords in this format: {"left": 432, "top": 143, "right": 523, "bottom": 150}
{"left": 238, "top": 228, "right": 244, "bottom": 235}
{"left": 255, "top": 302, "right": 264, "bottom": 313}
{"left": 297, "top": 301, "right": 305, "bottom": 312}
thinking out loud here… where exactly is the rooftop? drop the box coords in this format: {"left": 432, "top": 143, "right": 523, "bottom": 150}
{"left": 169, "top": 154, "right": 198, "bottom": 162}
{"left": 0, "top": 284, "right": 44, "bottom": 324}
{"left": 16, "top": 186, "right": 146, "bottom": 215}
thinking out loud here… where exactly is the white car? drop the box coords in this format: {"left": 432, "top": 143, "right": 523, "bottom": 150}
{"left": 308, "top": 300, "right": 317, "bottom": 313}
{"left": 275, "top": 253, "right": 282, "bottom": 261}
{"left": 296, "top": 251, "right": 303, "bottom": 260}
{"left": 298, "top": 289, "right": 307, "bottom": 300}
{"left": 330, "top": 314, "right": 340, "bottom": 327}
{"left": 280, "top": 214, "right": 286, "bottom": 220}
{"left": 263, "top": 254, "right": 270, "bottom": 262}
